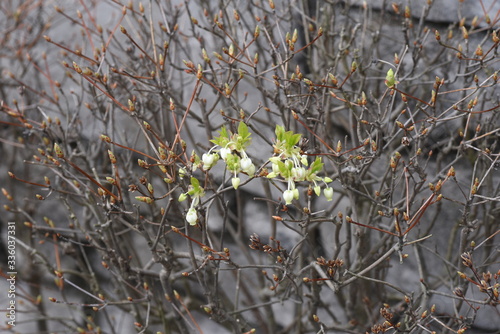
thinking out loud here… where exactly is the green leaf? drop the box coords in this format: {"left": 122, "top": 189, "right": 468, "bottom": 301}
{"left": 278, "top": 160, "right": 293, "bottom": 178}
{"left": 190, "top": 177, "right": 200, "bottom": 189}
{"left": 309, "top": 157, "right": 324, "bottom": 174}
{"left": 238, "top": 121, "right": 249, "bottom": 139}
{"left": 275, "top": 125, "right": 284, "bottom": 136}
{"left": 290, "top": 133, "right": 302, "bottom": 146}
{"left": 210, "top": 126, "right": 230, "bottom": 146}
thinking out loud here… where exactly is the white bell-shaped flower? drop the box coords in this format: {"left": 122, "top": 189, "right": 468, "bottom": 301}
{"left": 219, "top": 147, "right": 231, "bottom": 160}
{"left": 283, "top": 189, "right": 294, "bottom": 205}
{"left": 232, "top": 177, "right": 241, "bottom": 189}
{"left": 186, "top": 208, "right": 198, "bottom": 225}
{"left": 202, "top": 153, "right": 218, "bottom": 170}
{"left": 324, "top": 187, "right": 334, "bottom": 201}
{"left": 292, "top": 167, "right": 306, "bottom": 180}
{"left": 240, "top": 157, "right": 253, "bottom": 171}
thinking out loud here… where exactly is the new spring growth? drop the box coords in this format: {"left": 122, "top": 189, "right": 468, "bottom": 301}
{"left": 385, "top": 68, "right": 397, "bottom": 88}
{"left": 268, "top": 125, "right": 332, "bottom": 204}
{"left": 210, "top": 121, "right": 256, "bottom": 188}
{"left": 179, "top": 177, "right": 205, "bottom": 225}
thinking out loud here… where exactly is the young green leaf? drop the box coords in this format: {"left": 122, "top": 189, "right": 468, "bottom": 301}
{"left": 385, "top": 68, "right": 397, "bottom": 88}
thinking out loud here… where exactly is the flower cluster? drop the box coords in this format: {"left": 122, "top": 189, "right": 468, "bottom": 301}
{"left": 179, "top": 123, "right": 333, "bottom": 224}
{"left": 267, "top": 125, "right": 333, "bottom": 205}
{"left": 178, "top": 177, "right": 205, "bottom": 225}
{"left": 208, "top": 121, "right": 256, "bottom": 189}
{"left": 179, "top": 122, "right": 256, "bottom": 225}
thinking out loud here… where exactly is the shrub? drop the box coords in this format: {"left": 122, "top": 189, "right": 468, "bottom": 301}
{"left": 1, "top": 1, "right": 499, "bottom": 333}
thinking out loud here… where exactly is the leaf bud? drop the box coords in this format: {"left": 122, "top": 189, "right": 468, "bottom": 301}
{"left": 128, "top": 99, "right": 135, "bottom": 112}
{"left": 475, "top": 45, "right": 483, "bottom": 57}
{"left": 461, "top": 26, "right": 469, "bottom": 39}
{"left": 435, "top": 30, "right": 441, "bottom": 41}
{"left": 447, "top": 166, "right": 455, "bottom": 177}
{"left": 254, "top": 25, "right": 260, "bottom": 38}
{"left": 72, "top": 62, "right": 82, "bottom": 74}
{"left": 404, "top": 6, "right": 410, "bottom": 18}
{"left": 54, "top": 143, "right": 64, "bottom": 158}
{"left": 196, "top": 64, "right": 203, "bottom": 79}
{"left": 108, "top": 150, "right": 117, "bottom": 164}
{"left": 136, "top": 196, "right": 154, "bottom": 204}
{"left": 493, "top": 30, "right": 499, "bottom": 43}
{"left": 329, "top": 73, "right": 338, "bottom": 86}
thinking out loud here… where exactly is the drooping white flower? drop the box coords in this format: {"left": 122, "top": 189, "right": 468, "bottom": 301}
{"left": 240, "top": 157, "right": 255, "bottom": 176}
{"left": 292, "top": 167, "right": 306, "bottom": 180}
{"left": 272, "top": 161, "right": 280, "bottom": 174}
{"left": 202, "top": 153, "right": 218, "bottom": 170}
{"left": 232, "top": 177, "right": 241, "bottom": 189}
{"left": 219, "top": 147, "right": 231, "bottom": 160}
{"left": 324, "top": 187, "right": 334, "bottom": 201}
{"left": 186, "top": 208, "right": 198, "bottom": 225}
{"left": 240, "top": 157, "right": 252, "bottom": 171}
{"left": 245, "top": 163, "right": 256, "bottom": 176}
{"left": 283, "top": 189, "right": 294, "bottom": 205}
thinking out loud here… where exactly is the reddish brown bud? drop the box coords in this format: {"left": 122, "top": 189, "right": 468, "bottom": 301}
{"left": 435, "top": 30, "right": 441, "bottom": 41}
{"left": 461, "top": 26, "right": 469, "bottom": 39}
{"left": 391, "top": 3, "right": 400, "bottom": 14}
{"left": 475, "top": 45, "right": 483, "bottom": 57}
